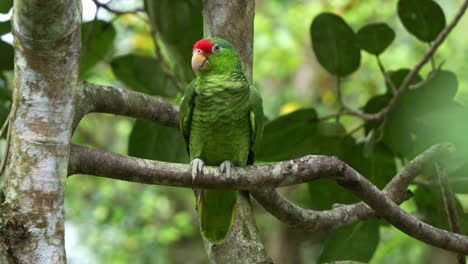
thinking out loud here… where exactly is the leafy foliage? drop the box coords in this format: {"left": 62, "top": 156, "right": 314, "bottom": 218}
{"left": 0, "top": 0, "right": 12, "bottom": 14}
{"left": 128, "top": 120, "right": 188, "bottom": 163}
{"left": 0, "top": 41, "right": 13, "bottom": 71}
{"left": 0, "top": 21, "right": 10, "bottom": 35}
{"left": 80, "top": 21, "right": 116, "bottom": 78}
{"left": 144, "top": 0, "right": 202, "bottom": 81}
{"left": 111, "top": 54, "right": 178, "bottom": 97}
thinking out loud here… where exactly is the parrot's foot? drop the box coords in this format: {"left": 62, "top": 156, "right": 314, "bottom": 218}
{"left": 220, "top": 160, "right": 233, "bottom": 178}
{"left": 191, "top": 158, "right": 205, "bottom": 182}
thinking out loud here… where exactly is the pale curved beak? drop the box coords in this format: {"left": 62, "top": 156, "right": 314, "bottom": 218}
{"left": 191, "top": 51, "right": 211, "bottom": 73}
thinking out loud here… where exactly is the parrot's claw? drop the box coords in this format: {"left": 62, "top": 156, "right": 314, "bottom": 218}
{"left": 191, "top": 158, "right": 205, "bottom": 182}
{"left": 220, "top": 160, "right": 233, "bottom": 178}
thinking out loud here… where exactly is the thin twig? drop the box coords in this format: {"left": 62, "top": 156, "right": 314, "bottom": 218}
{"left": 429, "top": 43, "right": 437, "bottom": 71}
{"left": 0, "top": 111, "right": 10, "bottom": 139}
{"left": 344, "top": 123, "right": 365, "bottom": 137}
{"left": 84, "top": 6, "right": 100, "bottom": 55}
{"left": 436, "top": 163, "right": 466, "bottom": 264}
{"left": 377, "top": 56, "right": 397, "bottom": 94}
{"left": 409, "top": 61, "right": 444, "bottom": 90}
{"left": 92, "top": 0, "right": 143, "bottom": 15}
{"left": 0, "top": 112, "right": 12, "bottom": 176}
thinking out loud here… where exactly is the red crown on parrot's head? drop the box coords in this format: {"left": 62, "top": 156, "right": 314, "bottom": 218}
{"left": 193, "top": 39, "right": 213, "bottom": 55}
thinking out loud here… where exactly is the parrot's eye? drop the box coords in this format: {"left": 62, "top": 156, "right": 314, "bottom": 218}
{"left": 212, "top": 44, "right": 222, "bottom": 53}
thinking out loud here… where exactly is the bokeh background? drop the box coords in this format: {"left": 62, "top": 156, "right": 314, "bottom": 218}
{"left": 1, "top": 0, "right": 468, "bottom": 263}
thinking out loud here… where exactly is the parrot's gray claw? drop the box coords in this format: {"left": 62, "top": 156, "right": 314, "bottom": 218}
{"left": 220, "top": 160, "right": 233, "bottom": 178}
{"left": 191, "top": 158, "right": 205, "bottom": 182}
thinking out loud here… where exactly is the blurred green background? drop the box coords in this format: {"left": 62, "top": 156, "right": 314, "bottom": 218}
{"left": 1, "top": 0, "right": 468, "bottom": 263}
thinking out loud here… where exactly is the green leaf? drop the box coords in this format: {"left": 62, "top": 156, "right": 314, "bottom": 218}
{"left": 80, "top": 21, "right": 116, "bottom": 78}
{"left": 414, "top": 187, "right": 468, "bottom": 231}
{"left": 111, "top": 54, "right": 178, "bottom": 97}
{"left": 421, "top": 70, "right": 457, "bottom": 101}
{"left": 144, "top": 0, "right": 202, "bottom": 81}
{"left": 128, "top": 120, "right": 188, "bottom": 163}
{"left": 0, "top": 41, "right": 13, "bottom": 71}
{"left": 311, "top": 13, "right": 361, "bottom": 76}
{"left": 398, "top": 0, "right": 446, "bottom": 42}
{"left": 0, "top": 21, "right": 11, "bottom": 35}
{"left": 357, "top": 23, "right": 395, "bottom": 55}
{"left": 318, "top": 220, "right": 380, "bottom": 263}
{"left": 257, "top": 109, "right": 318, "bottom": 162}
{"left": 0, "top": 0, "right": 12, "bottom": 14}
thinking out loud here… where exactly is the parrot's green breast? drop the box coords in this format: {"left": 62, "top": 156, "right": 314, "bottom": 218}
{"left": 189, "top": 85, "right": 251, "bottom": 166}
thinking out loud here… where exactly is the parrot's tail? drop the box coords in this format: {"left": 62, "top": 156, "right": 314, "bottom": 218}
{"left": 198, "top": 189, "right": 237, "bottom": 244}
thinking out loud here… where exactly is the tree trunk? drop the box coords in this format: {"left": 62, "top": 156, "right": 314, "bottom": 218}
{"left": 202, "top": 0, "right": 272, "bottom": 263}
{"left": 0, "top": 0, "right": 81, "bottom": 262}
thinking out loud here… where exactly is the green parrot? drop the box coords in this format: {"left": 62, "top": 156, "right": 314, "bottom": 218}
{"left": 179, "top": 37, "right": 264, "bottom": 244}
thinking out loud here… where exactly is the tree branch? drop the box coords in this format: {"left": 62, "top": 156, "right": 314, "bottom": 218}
{"left": 68, "top": 144, "right": 344, "bottom": 189}
{"left": 68, "top": 143, "right": 468, "bottom": 254}
{"left": 251, "top": 144, "right": 454, "bottom": 232}
{"left": 73, "top": 81, "right": 179, "bottom": 130}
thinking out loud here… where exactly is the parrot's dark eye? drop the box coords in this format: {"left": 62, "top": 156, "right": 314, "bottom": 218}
{"left": 212, "top": 44, "right": 222, "bottom": 53}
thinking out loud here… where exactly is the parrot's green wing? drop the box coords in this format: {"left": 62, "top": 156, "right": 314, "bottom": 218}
{"left": 180, "top": 81, "right": 196, "bottom": 151}
{"left": 248, "top": 85, "right": 264, "bottom": 165}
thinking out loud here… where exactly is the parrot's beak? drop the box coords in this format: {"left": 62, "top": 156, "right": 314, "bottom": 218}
{"left": 192, "top": 50, "right": 211, "bottom": 73}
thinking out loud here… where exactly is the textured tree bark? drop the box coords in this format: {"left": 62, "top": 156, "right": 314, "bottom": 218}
{"left": 0, "top": 0, "right": 81, "bottom": 262}
{"left": 202, "top": 0, "right": 273, "bottom": 263}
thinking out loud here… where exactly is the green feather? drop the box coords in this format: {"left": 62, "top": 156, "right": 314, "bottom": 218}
{"left": 180, "top": 38, "right": 263, "bottom": 243}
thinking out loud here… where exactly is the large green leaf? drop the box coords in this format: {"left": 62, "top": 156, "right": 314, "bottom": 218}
{"left": 420, "top": 70, "right": 457, "bottom": 101}
{"left": 128, "top": 120, "right": 188, "bottom": 163}
{"left": 0, "top": 21, "right": 11, "bottom": 35}
{"left": 144, "top": 0, "right": 202, "bottom": 81}
{"left": 0, "top": 41, "right": 13, "bottom": 71}
{"left": 357, "top": 23, "right": 395, "bottom": 55}
{"left": 0, "top": 0, "right": 12, "bottom": 14}
{"left": 318, "top": 220, "right": 380, "bottom": 263}
{"left": 111, "top": 54, "right": 178, "bottom": 97}
{"left": 256, "top": 109, "right": 318, "bottom": 162}
{"left": 398, "top": 0, "right": 446, "bottom": 42}
{"left": 311, "top": 13, "right": 361, "bottom": 76}
{"left": 80, "top": 21, "right": 116, "bottom": 78}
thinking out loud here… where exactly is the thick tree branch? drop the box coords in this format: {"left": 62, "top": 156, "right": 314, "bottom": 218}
{"left": 73, "top": 81, "right": 179, "bottom": 130}
{"left": 251, "top": 144, "right": 455, "bottom": 232}
{"left": 68, "top": 144, "right": 343, "bottom": 189}
{"left": 341, "top": 0, "right": 467, "bottom": 121}
{"left": 68, "top": 143, "right": 468, "bottom": 254}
